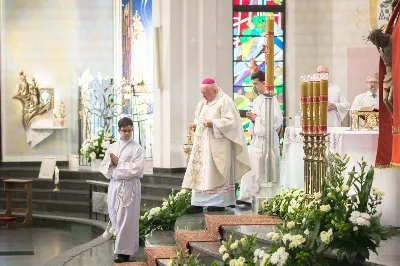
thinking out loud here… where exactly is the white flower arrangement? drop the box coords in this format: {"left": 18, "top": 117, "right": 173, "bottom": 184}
{"left": 80, "top": 127, "right": 115, "bottom": 162}
{"left": 261, "top": 187, "right": 305, "bottom": 218}
{"left": 139, "top": 189, "right": 191, "bottom": 244}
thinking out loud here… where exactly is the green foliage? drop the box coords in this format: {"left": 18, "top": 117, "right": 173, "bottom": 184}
{"left": 139, "top": 189, "right": 192, "bottom": 245}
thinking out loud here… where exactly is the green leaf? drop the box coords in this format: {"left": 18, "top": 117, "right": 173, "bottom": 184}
{"left": 346, "top": 250, "right": 358, "bottom": 264}
{"left": 337, "top": 249, "right": 346, "bottom": 261}
{"left": 368, "top": 233, "right": 381, "bottom": 245}
{"left": 357, "top": 246, "right": 370, "bottom": 259}
{"left": 309, "top": 217, "right": 321, "bottom": 249}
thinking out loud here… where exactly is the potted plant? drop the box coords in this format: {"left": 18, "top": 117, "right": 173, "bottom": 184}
{"left": 53, "top": 101, "right": 67, "bottom": 127}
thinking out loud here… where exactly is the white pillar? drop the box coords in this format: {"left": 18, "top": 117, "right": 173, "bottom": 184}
{"left": 152, "top": 0, "right": 232, "bottom": 169}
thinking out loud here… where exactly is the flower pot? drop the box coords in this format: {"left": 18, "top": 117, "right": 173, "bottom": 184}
{"left": 91, "top": 159, "right": 102, "bottom": 172}
{"left": 56, "top": 119, "right": 65, "bottom": 127}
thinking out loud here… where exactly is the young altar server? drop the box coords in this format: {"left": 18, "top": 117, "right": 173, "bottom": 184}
{"left": 236, "top": 71, "right": 283, "bottom": 206}
{"left": 100, "top": 117, "right": 144, "bottom": 263}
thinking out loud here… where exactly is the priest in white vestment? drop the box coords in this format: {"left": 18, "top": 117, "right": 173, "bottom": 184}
{"left": 236, "top": 71, "right": 283, "bottom": 206}
{"left": 100, "top": 117, "right": 144, "bottom": 263}
{"left": 317, "top": 65, "right": 350, "bottom": 127}
{"left": 350, "top": 74, "right": 379, "bottom": 127}
{"left": 351, "top": 74, "right": 379, "bottom": 110}
{"left": 182, "top": 78, "right": 251, "bottom": 213}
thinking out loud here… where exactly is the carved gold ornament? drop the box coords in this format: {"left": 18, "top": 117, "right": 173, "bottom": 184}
{"left": 13, "top": 71, "right": 53, "bottom": 130}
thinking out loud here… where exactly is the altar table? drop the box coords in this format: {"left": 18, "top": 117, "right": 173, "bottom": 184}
{"left": 280, "top": 126, "right": 400, "bottom": 227}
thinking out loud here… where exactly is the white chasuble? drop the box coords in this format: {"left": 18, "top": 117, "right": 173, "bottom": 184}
{"left": 350, "top": 91, "right": 379, "bottom": 110}
{"left": 100, "top": 139, "right": 144, "bottom": 256}
{"left": 182, "top": 89, "right": 251, "bottom": 207}
{"left": 238, "top": 95, "right": 283, "bottom": 203}
{"left": 328, "top": 83, "right": 350, "bottom": 127}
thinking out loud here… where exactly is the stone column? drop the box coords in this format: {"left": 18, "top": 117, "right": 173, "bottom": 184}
{"left": 152, "top": 0, "right": 232, "bottom": 170}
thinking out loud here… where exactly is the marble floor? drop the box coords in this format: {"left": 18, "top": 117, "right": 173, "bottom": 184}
{"left": 0, "top": 224, "right": 103, "bottom": 266}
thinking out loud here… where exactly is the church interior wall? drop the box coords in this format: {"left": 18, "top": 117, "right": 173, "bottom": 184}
{"left": 0, "top": 0, "right": 114, "bottom": 161}
{"left": 0, "top": 0, "right": 386, "bottom": 165}
{"left": 285, "top": 0, "right": 381, "bottom": 126}
{"left": 152, "top": 0, "right": 232, "bottom": 169}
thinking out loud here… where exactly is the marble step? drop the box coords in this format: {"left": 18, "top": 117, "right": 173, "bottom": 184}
{"left": 142, "top": 173, "right": 184, "bottom": 187}
{"left": 0, "top": 193, "right": 163, "bottom": 214}
{"left": 0, "top": 177, "right": 91, "bottom": 190}
{"left": 0, "top": 183, "right": 180, "bottom": 202}
{"left": 189, "top": 241, "right": 224, "bottom": 265}
{"left": 0, "top": 197, "right": 90, "bottom": 213}
{"left": 221, "top": 225, "right": 276, "bottom": 247}
{"left": 141, "top": 184, "right": 182, "bottom": 199}
{"left": 6, "top": 188, "right": 90, "bottom": 202}
{"left": 0, "top": 172, "right": 184, "bottom": 187}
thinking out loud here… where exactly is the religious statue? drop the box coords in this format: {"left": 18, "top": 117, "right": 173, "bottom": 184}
{"left": 13, "top": 71, "right": 52, "bottom": 130}
{"left": 131, "top": 10, "right": 149, "bottom": 84}
{"left": 367, "top": 0, "right": 399, "bottom": 114}
{"left": 367, "top": 28, "right": 393, "bottom": 113}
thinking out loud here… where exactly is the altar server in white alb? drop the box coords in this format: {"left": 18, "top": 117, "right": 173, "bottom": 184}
{"left": 100, "top": 117, "right": 144, "bottom": 263}
{"left": 236, "top": 71, "right": 283, "bottom": 206}
{"left": 316, "top": 65, "right": 350, "bottom": 127}
{"left": 182, "top": 78, "right": 251, "bottom": 213}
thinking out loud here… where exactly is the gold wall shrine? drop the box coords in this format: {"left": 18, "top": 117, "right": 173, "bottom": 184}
{"left": 300, "top": 73, "right": 329, "bottom": 198}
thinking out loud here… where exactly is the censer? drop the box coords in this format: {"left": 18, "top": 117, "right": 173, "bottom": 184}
{"left": 183, "top": 130, "right": 194, "bottom": 158}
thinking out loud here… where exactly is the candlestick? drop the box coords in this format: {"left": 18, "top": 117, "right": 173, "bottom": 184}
{"left": 307, "top": 75, "right": 314, "bottom": 133}
{"left": 312, "top": 74, "right": 321, "bottom": 133}
{"left": 264, "top": 14, "right": 275, "bottom": 96}
{"left": 300, "top": 76, "right": 308, "bottom": 132}
{"left": 319, "top": 73, "right": 329, "bottom": 132}
{"left": 53, "top": 166, "right": 60, "bottom": 192}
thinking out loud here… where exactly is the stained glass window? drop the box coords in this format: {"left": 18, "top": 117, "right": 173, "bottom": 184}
{"left": 233, "top": 2, "right": 285, "bottom": 143}
{"left": 233, "top": 0, "right": 283, "bottom": 6}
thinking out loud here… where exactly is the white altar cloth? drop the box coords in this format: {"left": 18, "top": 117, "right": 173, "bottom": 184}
{"left": 280, "top": 126, "right": 400, "bottom": 227}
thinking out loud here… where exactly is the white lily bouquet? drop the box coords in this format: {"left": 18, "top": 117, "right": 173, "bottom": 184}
{"left": 80, "top": 127, "right": 116, "bottom": 163}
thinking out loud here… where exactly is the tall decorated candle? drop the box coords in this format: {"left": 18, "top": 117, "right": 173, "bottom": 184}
{"left": 312, "top": 74, "right": 321, "bottom": 132}
{"left": 264, "top": 14, "right": 275, "bottom": 95}
{"left": 300, "top": 76, "right": 308, "bottom": 132}
{"left": 319, "top": 73, "right": 329, "bottom": 132}
{"left": 307, "top": 75, "right": 314, "bottom": 132}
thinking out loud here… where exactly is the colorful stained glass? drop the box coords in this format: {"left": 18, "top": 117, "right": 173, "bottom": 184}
{"left": 233, "top": 11, "right": 284, "bottom": 144}
{"left": 233, "top": 0, "right": 284, "bottom": 5}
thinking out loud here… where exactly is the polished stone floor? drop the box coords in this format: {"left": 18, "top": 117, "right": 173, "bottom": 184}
{"left": 0, "top": 224, "right": 101, "bottom": 266}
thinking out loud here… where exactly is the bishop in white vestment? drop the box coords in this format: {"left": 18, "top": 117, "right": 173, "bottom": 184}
{"left": 237, "top": 71, "right": 283, "bottom": 205}
{"left": 182, "top": 78, "right": 251, "bottom": 213}
{"left": 100, "top": 117, "right": 144, "bottom": 263}
{"left": 317, "top": 65, "right": 350, "bottom": 127}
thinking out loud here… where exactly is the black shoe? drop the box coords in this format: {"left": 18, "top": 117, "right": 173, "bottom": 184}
{"left": 228, "top": 205, "right": 236, "bottom": 208}
{"left": 186, "top": 205, "right": 203, "bottom": 214}
{"left": 236, "top": 200, "right": 252, "bottom": 207}
{"left": 114, "top": 254, "right": 130, "bottom": 263}
{"left": 207, "top": 206, "right": 225, "bottom": 211}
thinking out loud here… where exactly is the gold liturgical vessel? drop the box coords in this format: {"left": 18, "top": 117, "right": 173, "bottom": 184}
{"left": 300, "top": 73, "right": 329, "bottom": 199}
{"left": 183, "top": 130, "right": 194, "bottom": 158}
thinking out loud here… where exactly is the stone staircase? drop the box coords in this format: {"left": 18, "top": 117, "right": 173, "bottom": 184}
{"left": 0, "top": 166, "right": 183, "bottom": 217}
{"left": 142, "top": 208, "right": 282, "bottom": 266}
{"left": 141, "top": 208, "right": 389, "bottom": 266}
